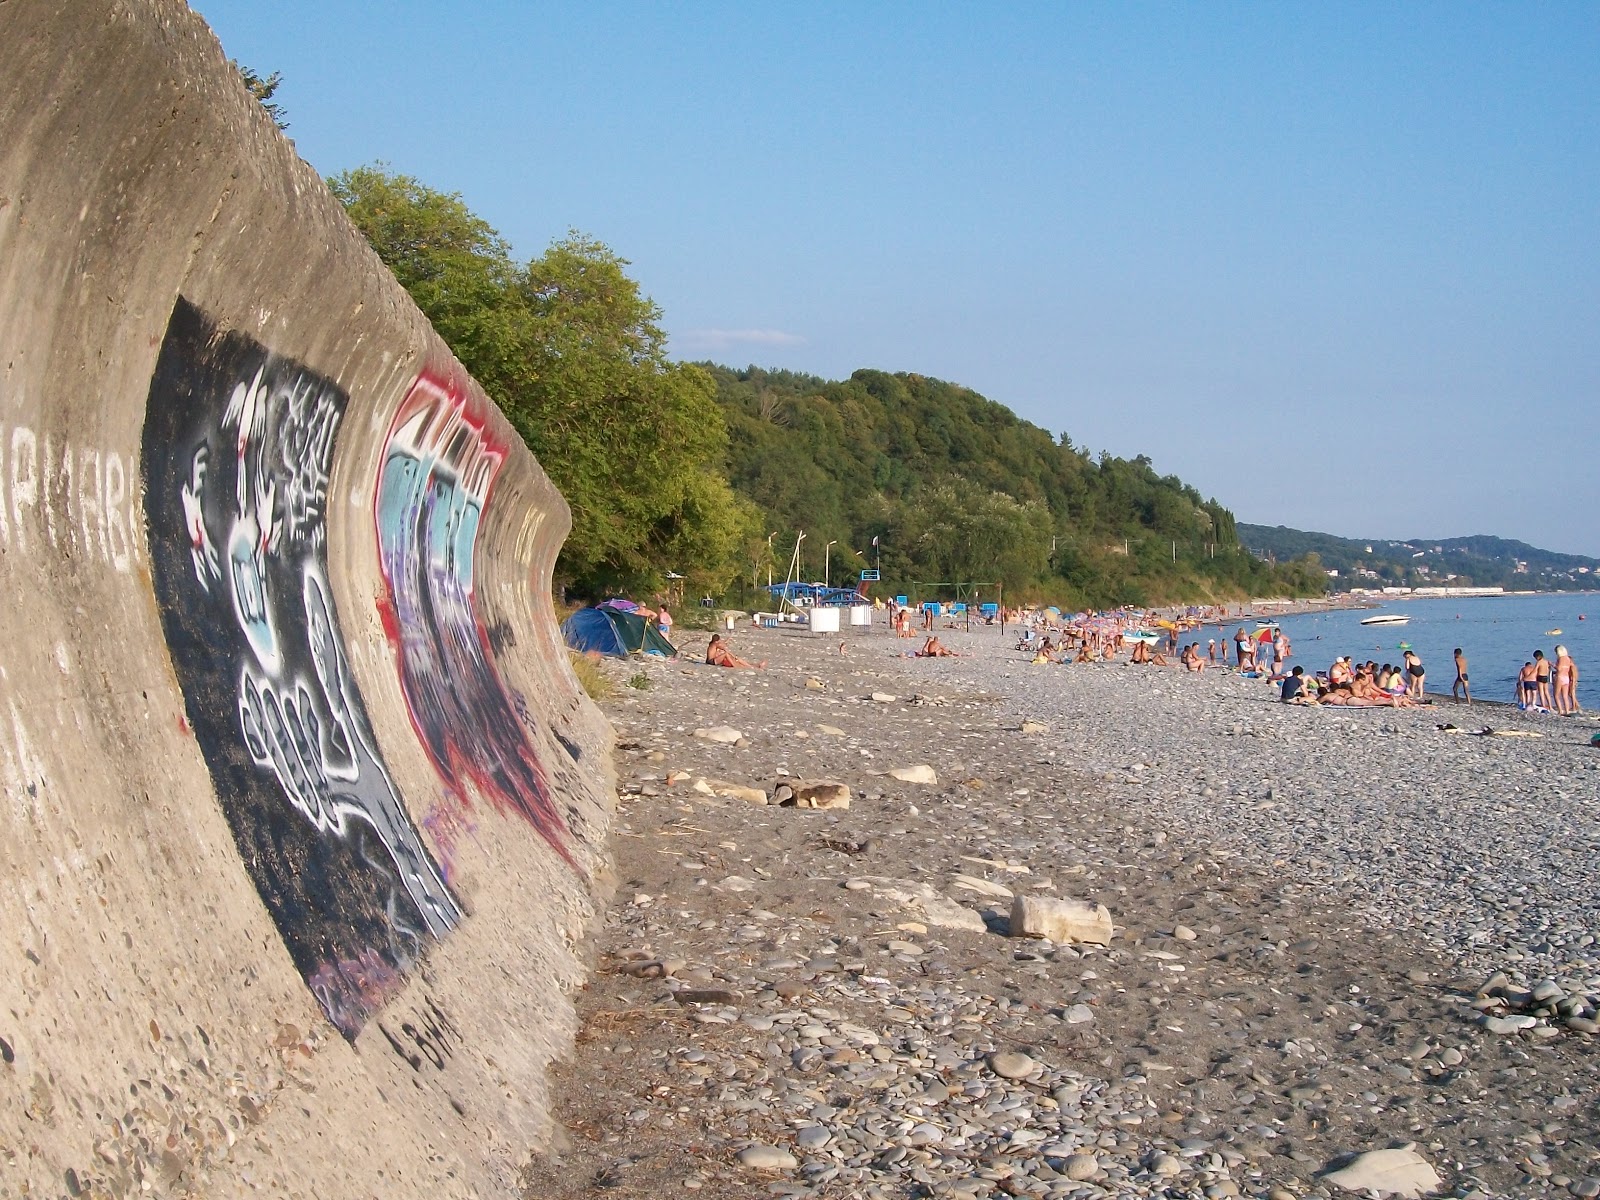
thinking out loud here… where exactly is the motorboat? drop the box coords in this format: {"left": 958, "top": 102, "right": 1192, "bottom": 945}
{"left": 1359, "top": 613, "right": 1411, "bottom": 626}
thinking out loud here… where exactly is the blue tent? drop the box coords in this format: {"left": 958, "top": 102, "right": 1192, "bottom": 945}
{"left": 562, "top": 606, "right": 677, "bottom": 658}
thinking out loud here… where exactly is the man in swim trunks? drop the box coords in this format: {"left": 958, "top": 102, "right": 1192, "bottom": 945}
{"left": 1533, "top": 650, "right": 1553, "bottom": 711}
{"left": 1452, "top": 648, "right": 1470, "bottom": 704}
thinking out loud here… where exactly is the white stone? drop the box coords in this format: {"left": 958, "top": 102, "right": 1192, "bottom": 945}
{"left": 1064, "top": 1153, "right": 1099, "bottom": 1181}
{"left": 1323, "top": 1147, "right": 1441, "bottom": 1197}
{"left": 694, "top": 725, "right": 743, "bottom": 743}
{"left": 887, "top": 763, "right": 937, "bottom": 784}
{"left": 988, "top": 1050, "right": 1037, "bottom": 1079}
{"left": 693, "top": 778, "right": 769, "bottom": 804}
{"left": 870, "top": 692, "right": 898, "bottom": 703}
{"left": 949, "top": 873, "right": 1013, "bottom": 899}
{"left": 736, "top": 1144, "right": 797, "bottom": 1171}
{"left": 1010, "top": 895, "right": 1114, "bottom": 945}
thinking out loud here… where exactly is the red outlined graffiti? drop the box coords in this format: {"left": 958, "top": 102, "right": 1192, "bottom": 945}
{"left": 375, "top": 370, "right": 574, "bottom": 868}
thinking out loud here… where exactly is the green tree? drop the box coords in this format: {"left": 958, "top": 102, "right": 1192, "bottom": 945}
{"left": 330, "top": 166, "right": 757, "bottom": 596}
{"left": 233, "top": 62, "right": 288, "bottom": 130}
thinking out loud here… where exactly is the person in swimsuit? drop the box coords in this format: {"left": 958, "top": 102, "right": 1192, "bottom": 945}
{"left": 1452, "top": 648, "right": 1470, "bottom": 704}
{"left": 705, "top": 634, "right": 764, "bottom": 669}
{"left": 1404, "top": 650, "right": 1425, "bottom": 700}
{"left": 1534, "top": 650, "right": 1553, "bottom": 711}
{"left": 1234, "top": 627, "right": 1249, "bottom": 667}
{"left": 1518, "top": 661, "right": 1539, "bottom": 709}
{"left": 1554, "top": 645, "right": 1578, "bottom": 715}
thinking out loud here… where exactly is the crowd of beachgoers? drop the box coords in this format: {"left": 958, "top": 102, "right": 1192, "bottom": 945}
{"left": 865, "top": 599, "right": 1586, "bottom": 716}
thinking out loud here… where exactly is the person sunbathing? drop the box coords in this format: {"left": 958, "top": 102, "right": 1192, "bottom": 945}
{"left": 1181, "top": 643, "right": 1205, "bottom": 672}
{"left": 705, "top": 634, "right": 764, "bottom": 669}
{"left": 916, "top": 635, "right": 960, "bottom": 658}
{"left": 1130, "top": 640, "right": 1151, "bottom": 664}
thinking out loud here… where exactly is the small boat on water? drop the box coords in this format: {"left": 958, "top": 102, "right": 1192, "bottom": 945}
{"left": 1360, "top": 613, "right": 1411, "bottom": 627}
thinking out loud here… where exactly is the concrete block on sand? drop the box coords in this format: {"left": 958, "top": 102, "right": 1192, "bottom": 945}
{"left": 772, "top": 780, "right": 852, "bottom": 809}
{"left": 1010, "top": 895, "right": 1113, "bottom": 945}
{"left": 1322, "top": 1146, "right": 1441, "bottom": 1197}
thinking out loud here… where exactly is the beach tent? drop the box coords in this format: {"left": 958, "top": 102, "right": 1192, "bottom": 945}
{"left": 562, "top": 606, "right": 677, "bottom": 658}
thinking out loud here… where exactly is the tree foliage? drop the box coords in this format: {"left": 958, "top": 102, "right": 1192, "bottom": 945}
{"left": 709, "top": 365, "right": 1319, "bottom": 608}
{"left": 330, "top": 166, "right": 759, "bottom": 598}
{"left": 233, "top": 63, "right": 289, "bottom": 130}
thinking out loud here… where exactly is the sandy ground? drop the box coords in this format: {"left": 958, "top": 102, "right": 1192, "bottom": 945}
{"left": 522, "top": 618, "right": 1599, "bottom": 1200}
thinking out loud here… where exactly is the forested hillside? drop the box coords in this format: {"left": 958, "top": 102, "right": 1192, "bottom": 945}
{"left": 711, "top": 366, "right": 1323, "bottom": 608}
{"left": 1239, "top": 524, "right": 1600, "bottom": 591}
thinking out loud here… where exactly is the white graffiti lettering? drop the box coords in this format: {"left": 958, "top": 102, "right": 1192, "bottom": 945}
{"left": 0, "top": 422, "right": 138, "bottom": 572}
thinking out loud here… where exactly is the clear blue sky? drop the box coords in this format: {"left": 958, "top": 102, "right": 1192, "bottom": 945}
{"left": 194, "top": 2, "right": 1600, "bottom": 558}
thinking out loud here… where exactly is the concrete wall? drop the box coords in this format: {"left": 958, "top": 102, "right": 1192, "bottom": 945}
{"left": 0, "top": 3, "right": 614, "bottom": 1195}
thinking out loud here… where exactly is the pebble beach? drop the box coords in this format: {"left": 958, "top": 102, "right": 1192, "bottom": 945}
{"left": 526, "top": 618, "right": 1600, "bottom": 1200}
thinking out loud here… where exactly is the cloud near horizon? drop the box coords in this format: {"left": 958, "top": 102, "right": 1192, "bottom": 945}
{"left": 671, "top": 327, "right": 807, "bottom": 354}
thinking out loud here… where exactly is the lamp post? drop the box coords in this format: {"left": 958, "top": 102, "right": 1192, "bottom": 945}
{"left": 766, "top": 532, "right": 777, "bottom": 587}
{"left": 824, "top": 540, "right": 837, "bottom": 587}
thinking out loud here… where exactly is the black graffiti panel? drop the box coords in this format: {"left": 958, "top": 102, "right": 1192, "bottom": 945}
{"left": 143, "top": 298, "right": 460, "bottom": 1039}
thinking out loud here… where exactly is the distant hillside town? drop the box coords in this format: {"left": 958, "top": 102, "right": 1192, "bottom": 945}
{"left": 1238, "top": 525, "right": 1600, "bottom": 593}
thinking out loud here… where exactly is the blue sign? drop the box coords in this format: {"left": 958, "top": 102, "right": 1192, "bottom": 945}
{"left": 859, "top": 569, "right": 880, "bottom": 581}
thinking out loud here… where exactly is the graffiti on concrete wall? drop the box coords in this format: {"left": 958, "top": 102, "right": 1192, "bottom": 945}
{"left": 143, "top": 298, "right": 461, "bottom": 1039}
{"left": 375, "top": 371, "right": 573, "bottom": 867}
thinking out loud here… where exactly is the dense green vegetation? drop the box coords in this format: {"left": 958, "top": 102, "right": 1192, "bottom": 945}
{"left": 711, "top": 366, "right": 1322, "bottom": 608}
{"left": 330, "top": 164, "right": 1323, "bottom": 607}
{"left": 1240, "top": 524, "right": 1600, "bottom": 591}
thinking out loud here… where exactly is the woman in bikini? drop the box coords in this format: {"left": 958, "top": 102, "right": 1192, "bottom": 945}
{"left": 1554, "top": 646, "right": 1578, "bottom": 715}
{"left": 705, "top": 634, "right": 764, "bottom": 670}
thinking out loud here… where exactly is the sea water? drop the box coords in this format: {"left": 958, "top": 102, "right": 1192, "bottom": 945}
{"left": 1249, "top": 593, "right": 1596, "bottom": 707}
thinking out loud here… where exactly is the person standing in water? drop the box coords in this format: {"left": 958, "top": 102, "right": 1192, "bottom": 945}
{"left": 1452, "top": 648, "right": 1470, "bottom": 705}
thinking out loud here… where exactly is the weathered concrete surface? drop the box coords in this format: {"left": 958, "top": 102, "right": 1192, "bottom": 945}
{"left": 0, "top": 3, "right": 613, "bottom": 1196}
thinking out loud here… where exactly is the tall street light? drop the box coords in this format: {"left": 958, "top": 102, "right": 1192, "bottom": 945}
{"left": 824, "top": 540, "right": 837, "bottom": 587}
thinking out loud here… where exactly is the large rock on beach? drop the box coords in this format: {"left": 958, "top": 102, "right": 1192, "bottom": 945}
{"left": 1009, "top": 895, "right": 1114, "bottom": 945}
{"left": 1322, "top": 1147, "right": 1441, "bottom": 1197}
